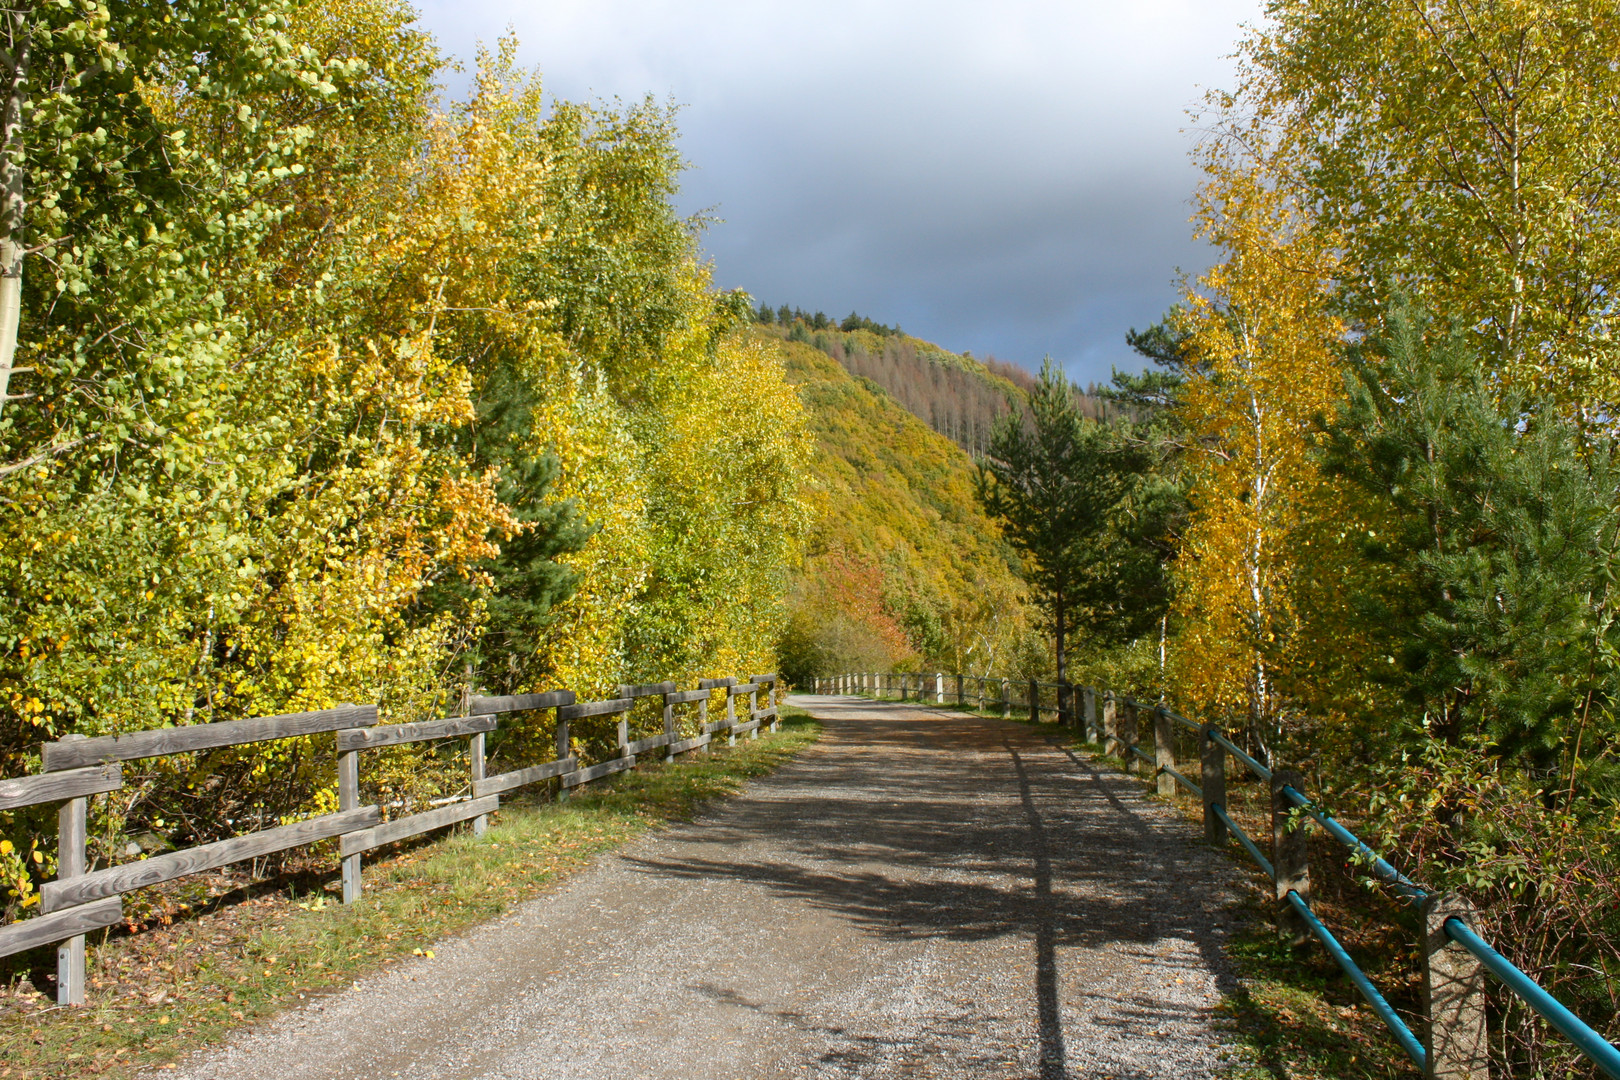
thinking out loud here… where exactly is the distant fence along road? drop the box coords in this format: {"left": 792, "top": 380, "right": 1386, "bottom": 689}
{"left": 0, "top": 674, "right": 780, "bottom": 1007}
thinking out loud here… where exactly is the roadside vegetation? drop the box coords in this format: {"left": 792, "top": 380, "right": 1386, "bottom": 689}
{"left": 0, "top": 0, "right": 811, "bottom": 945}
{"left": 0, "top": 710, "right": 818, "bottom": 1079}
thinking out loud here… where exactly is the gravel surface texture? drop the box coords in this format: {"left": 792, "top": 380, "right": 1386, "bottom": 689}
{"left": 165, "top": 696, "right": 1242, "bottom": 1080}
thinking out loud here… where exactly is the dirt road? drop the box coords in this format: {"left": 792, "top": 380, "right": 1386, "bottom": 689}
{"left": 169, "top": 697, "right": 1241, "bottom": 1080}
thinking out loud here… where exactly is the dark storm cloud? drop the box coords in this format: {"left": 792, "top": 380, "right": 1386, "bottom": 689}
{"left": 414, "top": 0, "right": 1263, "bottom": 385}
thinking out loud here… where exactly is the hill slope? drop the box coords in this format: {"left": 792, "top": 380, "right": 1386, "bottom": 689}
{"left": 768, "top": 330, "right": 1043, "bottom": 684}
{"left": 755, "top": 316, "right": 1119, "bottom": 457}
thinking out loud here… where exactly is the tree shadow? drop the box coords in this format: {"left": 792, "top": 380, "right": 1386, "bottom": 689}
{"left": 625, "top": 702, "right": 1245, "bottom": 1077}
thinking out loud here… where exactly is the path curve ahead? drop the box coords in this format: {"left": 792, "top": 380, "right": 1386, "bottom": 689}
{"left": 171, "top": 697, "right": 1241, "bottom": 1080}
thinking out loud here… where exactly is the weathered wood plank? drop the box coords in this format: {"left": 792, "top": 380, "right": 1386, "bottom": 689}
{"left": 727, "top": 682, "right": 762, "bottom": 696}
{"left": 697, "top": 677, "right": 737, "bottom": 689}
{"left": 617, "top": 681, "right": 677, "bottom": 699}
{"left": 337, "top": 715, "right": 496, "bottom": 751}
{"left": 749, "top": 672, "right": 779, "bottom": 684}
{"left": 625, "top": 733, "right": 673, "bottom": 756}
{"left": 340, "top": 797, "right": 499, "bottom": 856}
{"left": 471, "top": 756, "right": 577, "bottom": 799}
{"left": 42, "top": 705, "right": 378, "bottom": 771}
{"left": 749, "top": 708, "right": 778, "bottom": 722}
{"left": 468, "top": 690, "right": 575, "bottom": 715}
{"left": 663, "top": 689, "right": 712, "bottom": 705}
{"left": 667, "top": 734, "right": 711, "bottom": 756}
{"left": 0, "top": 764, "right": 121, "bottom": 810}
{"left": 557, "top": 698, "right": 634, "bottom": 722}
{"left": 561, "top": 756, "right": 633, "bottom": 787}
{"left": 0, "top": 896, "right": 123, "bottom": 960}
{"left": 41, "top": 806, "right": 380, "bottom": 913}
{"left": 732, "top": 719, "right": 762, "bottom": 736}
{"left": 701, "top": 717, "right": 733, "bottom": 735}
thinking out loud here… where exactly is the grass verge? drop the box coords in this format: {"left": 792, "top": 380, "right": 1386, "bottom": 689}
{"left": 1, "top": 709, "right": 820, "bottom": 1078}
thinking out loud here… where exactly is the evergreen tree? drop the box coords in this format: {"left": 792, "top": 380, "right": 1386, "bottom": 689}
{"left": 976, "top": 360, "right": 1098, "bottom": 686}
{"left": 1322, "top": 303, "right": 1620, "bottom": 770}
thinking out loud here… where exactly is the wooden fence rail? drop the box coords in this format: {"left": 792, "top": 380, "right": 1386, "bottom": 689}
{"left": 0, "top": 674, "right": 782, "bottom": 1006}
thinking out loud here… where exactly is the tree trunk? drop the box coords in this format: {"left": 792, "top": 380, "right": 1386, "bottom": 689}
{"left": 0, "top": 13, "right": 31, "bottom": 420}
{"left": 1054, "top": 587, "right": 1066, "bottom": 685}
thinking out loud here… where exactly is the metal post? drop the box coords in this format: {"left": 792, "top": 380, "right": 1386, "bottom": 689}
{"left": 1422, "top": 892, "right": 1489, "bottom": 1080}
{"left": 1201, "top": 725, "right": 1227, "bottom": 844}
{"left": 1103, "top": 692, "right": 1119, "bottom": 756}
{"left": 1149, "top": 707, "right": 1174, "bottom": 794}
{"left": 1122, "top": 699, "right": 1140, "bottom": 772}
{"left": 55, "top": 735, "right": 88, "bottom": 1005}
{"left": 1272, "top": 769, "right": 1311, "bottom": 945}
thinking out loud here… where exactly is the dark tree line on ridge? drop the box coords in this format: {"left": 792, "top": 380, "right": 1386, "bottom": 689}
{"left": 758, "top": 304, "right": 1117, "bottom": 457}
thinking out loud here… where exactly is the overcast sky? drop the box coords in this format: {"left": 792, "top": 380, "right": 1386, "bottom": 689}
{"left": 413, "top": 0, "right": 1264, "bottom": 387}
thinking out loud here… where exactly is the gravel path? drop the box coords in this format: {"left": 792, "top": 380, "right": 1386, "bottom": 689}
{"left": 167, "top": 696, "right": 1242, "bottom": 1080}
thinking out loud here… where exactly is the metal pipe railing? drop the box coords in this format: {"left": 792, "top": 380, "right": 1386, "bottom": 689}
{"left": 1286, "top": 890, "right": 1428, "bottom": 1069}
{"left": 1211, "top": 803, "right": 1274, "bottom": 880}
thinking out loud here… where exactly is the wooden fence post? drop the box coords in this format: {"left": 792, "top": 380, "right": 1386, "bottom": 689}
{"left": 748, "top": 684, "right": 760, "bottom": 740}
{"left": 338, "top": 743, "right": 362, "bottom": 901}
{"left": 1421, "top": 891, "right": 1489, "bottom": 1080}
{"left": 1154, "top": 707, "right": 1177, "bottom": 796}
{"left": 1029, "top": 679, "right": 1039, "bottom": 724}
{"left": 1082, "top": 686, "right": 1096, "bottom": 742}
{"left": 1272, "top": 769, "right": 1311, "bottom": 945}
{"left": 1057, "top": 682, "right": 1070, "bottom": 729}
{"left": 56, "top": 732, "right": 89, "bottom": 1006}
{"left": 663, "top": 690, "right": 678, "bottom": 762}
{"left": 768, "top": 678, "right": 779, "bottom": 733}
{"left": 935, "top": 672, "right": 944, "bottom": 704}
{"left": 725, "top": 690, "right": 738, "bottom": 747}
{"left": 1103, "top": 692, "right": 1119, "bottom": 756}
{"left": 469, "top": 731, "right": 489, "bottom": 837}
{"left": 1122, "top": 699, "right": 1140, "bottom": 772}
{"left": 1201, "top": 725, "right": 1227, "bottom": 844}
{"left": 1000, "top": 678, "right": 1011, "bottom": 717}
{"left": 956, "top": 672, "right": 964, "bottom": 707}
{"left": 555, "top": 708, "right": 572, "bottom": 802}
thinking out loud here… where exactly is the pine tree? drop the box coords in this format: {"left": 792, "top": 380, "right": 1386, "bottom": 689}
{"left": 1321, "top": 302, "right": 1620, "bottom": 770}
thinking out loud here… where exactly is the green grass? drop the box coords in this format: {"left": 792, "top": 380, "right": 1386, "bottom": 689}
{"left": 1, "top": 710, "right": 820, "bottom": 1079}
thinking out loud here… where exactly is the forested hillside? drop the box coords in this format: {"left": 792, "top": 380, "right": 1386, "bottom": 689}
{"left": 768, "top": 331, "right": 1042, "bottom": 686}
{"left": 752, "top": 309, "right": 1118, "bottom": 456}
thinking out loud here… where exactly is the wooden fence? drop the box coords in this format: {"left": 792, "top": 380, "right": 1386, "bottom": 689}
{"left": 0, "top": 673, "right": 780, "bottom": 1005}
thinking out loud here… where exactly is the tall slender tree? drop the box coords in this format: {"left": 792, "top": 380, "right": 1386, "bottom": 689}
{"left": 976, "top": 360, "right": 1097, "bottom": 687}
